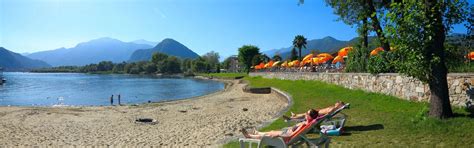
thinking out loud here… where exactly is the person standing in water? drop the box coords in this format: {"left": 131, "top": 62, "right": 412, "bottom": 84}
{"left": 118, "top": 94, "right": 121, "bottom": 106}
{"left": 110, "top": 95, "right": 114, "bottom": 105}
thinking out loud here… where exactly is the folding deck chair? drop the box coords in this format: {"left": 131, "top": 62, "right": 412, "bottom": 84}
{"left": 285, "top": 103, "right": 350, "bottom": 135}
{"left": 238, "top": 103, "right": 350, "bottom": 148}
{"left": 239, "top": 113, "right": 335, "bottom": 148}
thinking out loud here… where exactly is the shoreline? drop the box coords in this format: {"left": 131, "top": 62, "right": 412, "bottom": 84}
{"left": 0, "top": 78, "right": 289, "bottom": 146}
{"left": 0, "top": 73, "right": 226, "bottom": 107}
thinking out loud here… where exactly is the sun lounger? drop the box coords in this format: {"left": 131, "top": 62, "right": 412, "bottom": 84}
{"left": 284, "top": 103, "right": 350, "bottom": 123}
{"left": 238, "top": 115, "right": 330, "bottom": 148}
{"left": 238, "top": 103, "right": 350, "bottom": 147}
{"left": 286, "top": 103, "right": 350, "bottom": 135}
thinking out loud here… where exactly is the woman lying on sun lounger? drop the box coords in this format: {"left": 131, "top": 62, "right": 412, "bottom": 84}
{"left": 283, "top": 101, "right": 345, "bottom": 121}
{"left": 240, "top": 109, "right": 318, "bottom": 139}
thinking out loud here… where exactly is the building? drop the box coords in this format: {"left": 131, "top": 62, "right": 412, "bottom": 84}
{"left": 223, "top": 55, "right": 241, "bottom": 73}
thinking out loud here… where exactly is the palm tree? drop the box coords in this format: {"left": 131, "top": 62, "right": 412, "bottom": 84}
{"left": 293, "top": 35, "right": 307, "bottom": 61}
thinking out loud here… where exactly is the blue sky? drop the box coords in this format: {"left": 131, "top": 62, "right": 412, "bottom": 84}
{"left": 0, "top": 0, "right": 471, "bottom": 59}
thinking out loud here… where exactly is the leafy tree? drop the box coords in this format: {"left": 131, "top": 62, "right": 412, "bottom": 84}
{"left": 385, "top": 0, "right": 470, "bottom": 118}
{"left": 97, "top": 61, "right": 114, "bottom": 71}
{"left": 202, "top": 51, "right": 220, "bottom": 66}
{"left": 161, "top": 56, "right": 182, "bottom": 74}
{"left": 181, "top": 58, "right": 194, "bottom": 73}
{"left": 324, "top": 0, "right": 390, "bottom": 50}
{"left": 129, "top": 66, "right": 141, "bottom": 74}
{"left": 193, "top": 58, "right": 210, "bottom": 73}
{"left": 325, "top": 0, "right": 370, "bottom": 48}
{"left": 112, "top": 62, "right": 126, "bottom": 73}
{"left": 345, "top": 44, "right": 369, "bottom": 72}
{"left": 222, "top": 56, "right": 233, "bottom": 70}
{"left": 124, "top": 63, "right": 135, "bottom": 74}
{"left": 202, "top": 51, "right": 220, "bottom": 72}
{"left": 272, "top": 54, "right": 282, "bottom": 61}
{"left": 151, "top": 52, "right": 169, "bottom": 64}
{"left": 133, "top": 61, "right": 147, "bottom": 74}
{"left": 251, "top": 54, "right": 263, "bottom": 66}
{"left": 238, "top": 45, "right": 260, "bottom": 74}
{"left": 260, "top": 54, "right": 270, "bottom": 63}
{"left": 292, "top": 35, "right": 307, "bottom": 61}
{"left": 143, "top": 62, "right": 157, "bottom": 74}
{"left": 367, "top": 51, "right": 396, "bottom": 74}
{"left": 290, "top": 48, "right": 298, "bottom": 61}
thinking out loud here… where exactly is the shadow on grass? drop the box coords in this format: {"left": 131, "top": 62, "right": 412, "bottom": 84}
{"left": 344, "top": 124, "right": 384, "bottom": 132}
{"left": 453, "top": 112, "right": 474, "bottom": 118}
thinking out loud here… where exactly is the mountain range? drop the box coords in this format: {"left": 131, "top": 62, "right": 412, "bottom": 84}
{"left": 0, "top": 47, "right": 51, "bottom": 71}
{"left": 130, "top": 39, "right": 158, "bottom": 47}
{"left": 27, "top": 37, "right": 153, "bottom": 66}
{"left": 128, "top": 38, "right": 200, "bottom": 62}
{"left": 25, "top": 37, "right": 199, "bottom": 66}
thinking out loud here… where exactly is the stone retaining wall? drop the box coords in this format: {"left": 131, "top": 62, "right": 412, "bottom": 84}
{"left": 250, "top": 72, "right": 474, "bottom": 107}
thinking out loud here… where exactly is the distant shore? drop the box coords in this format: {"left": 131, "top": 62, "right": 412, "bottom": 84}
{"left": 0, "top": 79, "right": 288, "bottom": 146}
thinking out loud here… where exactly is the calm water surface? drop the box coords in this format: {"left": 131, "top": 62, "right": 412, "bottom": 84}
{"left": 0, "top": 72, "right": 224, "bottom": 106}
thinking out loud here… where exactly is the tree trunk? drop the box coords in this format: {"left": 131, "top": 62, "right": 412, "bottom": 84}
{"left": 367, "top": 0, "right": 390, "bottom": 51}
{"left": 426, "top": 0, "right": 453, "bottom": 119}
{"left": 362, "top": 18, "right": 369, "bottom": 48}
{"left": 299, "top": 48, "right": 302, "bottom": 61}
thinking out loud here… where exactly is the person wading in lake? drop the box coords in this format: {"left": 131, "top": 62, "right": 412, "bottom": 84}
{"left": 118, "top": 94, "right": 121, "bottom": 106}
{"left": 110, "top": 95, "right": 114, "bottom": 105}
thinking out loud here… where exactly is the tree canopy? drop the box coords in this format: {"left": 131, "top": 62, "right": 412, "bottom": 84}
{"left": 238, "top": 45, "right": 260, "bottom": 74}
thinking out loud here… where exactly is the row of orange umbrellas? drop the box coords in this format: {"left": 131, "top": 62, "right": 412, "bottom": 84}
{"left": 256, "top": 47, "right": 473, "bottom": 69}
{"left": 253, "top": 46, "right": 355, "bottom": 69}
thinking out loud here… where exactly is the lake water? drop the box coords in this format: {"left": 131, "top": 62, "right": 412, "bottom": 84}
{"left": 0, "top": 72, "right": 224, "bottom": 106}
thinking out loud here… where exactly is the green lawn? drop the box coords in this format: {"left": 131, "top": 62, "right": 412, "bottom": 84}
{"left": 224, "top": 76, "right": 474, "bottom": 147}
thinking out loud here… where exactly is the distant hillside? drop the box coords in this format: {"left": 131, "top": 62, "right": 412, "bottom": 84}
{"left": 27, "top": 37, "right": 152, "bottom": 66}
{"left": 129, "top": 38, "right": 199, "bottom": 62}
{"left": 130, "top": 39, "right": 158, "bottom": 46}
{"left": 0, "top": 47, "right": 51, "bottom": 71}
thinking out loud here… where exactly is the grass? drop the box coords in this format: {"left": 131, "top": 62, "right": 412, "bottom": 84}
{"left": 449, "top": 63, "right": 474, "bottom": 73}
{"left": 223, "top": 76, "right": 474, "bottom": 147}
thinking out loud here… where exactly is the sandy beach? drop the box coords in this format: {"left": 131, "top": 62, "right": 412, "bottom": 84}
{"left": 0, "top": 79, "right": 289, "bottom": 147}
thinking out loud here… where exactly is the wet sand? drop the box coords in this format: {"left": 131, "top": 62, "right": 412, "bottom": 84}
{"left": 0, "top": 79, "right": 289, "bottom": 147}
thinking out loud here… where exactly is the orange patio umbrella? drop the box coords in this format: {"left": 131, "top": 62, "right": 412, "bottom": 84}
{"left": 317, "top": 53, "right": 333, "bottom": 58}
{"left": 468, "top": 51, "right": 474, "bottom": 60}
{"left": 272, "top": 61, "right": 281, "bottom": 67}
{"left": 338, "top": 47, "right": 353, "bottom": 57}
{"left": 302, "top": 54, "right": 314, "bottom": 62}
{"left": 254, "top": 65, "right": 260, "bottom": 70}
{"left": 269, "top": 60, "right": 274, "bottom": 67}
{"left": 316, "top": 53, "right": 334, "bottom": 63}
{"left": 288, "top": 60, "right": 300, "bottom": 67}
{"left": 281, "top": 61, "right": 288, "bottom": 67}
{"left": 332, "top": 55, "right": 344, "bottom": 64}
{"left": 370, "top": 47, "right": 384, "bottom": 56}
{"left": 266, "top": 61, "right": 274, "bottom": 68}
{"left": 257, "top": 62, "right": 265, "bottom": 69}
{"left": 312, "top": 57, "right": 321, "bottom": 65}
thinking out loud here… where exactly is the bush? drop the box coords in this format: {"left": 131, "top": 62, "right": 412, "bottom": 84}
{"left": 345, "top": 46, "right": 369, "bottom": 73}
{"left": 367, "top": 51, "right": 397, "bottom": 74}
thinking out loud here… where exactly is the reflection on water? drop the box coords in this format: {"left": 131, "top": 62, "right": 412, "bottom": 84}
{"left": 0, "top": 72, "right": 224, "bottom": 106}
